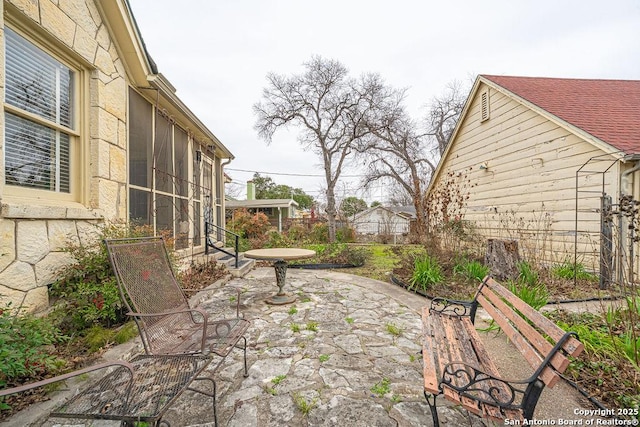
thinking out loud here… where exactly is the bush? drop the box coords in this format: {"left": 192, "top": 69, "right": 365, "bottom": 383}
{"left": 336, "top": 227, "right": 355, "bottom": 243}
{"left": 49, "top": 223, "right": 156, "bottom": 332}
{"left": 409, "top": 255, "right": 443, "bottom": 292}
{"left": 227, "top": 209, "right": 271, "bottom": 239}
{"left": 0, "top": 303, "right": 67, "bottom": 391}
{"left": 309, "top": 223, "right": 329, "bottom": 243}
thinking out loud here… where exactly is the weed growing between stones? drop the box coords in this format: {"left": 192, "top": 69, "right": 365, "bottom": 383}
{"left": 370, "top": 378, "right": 391, "bottom": 397}
{"left": 292, "top": 392, "right": 317, "bottom": 416}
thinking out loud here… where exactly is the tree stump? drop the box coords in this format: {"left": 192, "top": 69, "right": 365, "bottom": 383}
{"left": 485, "top": 239, "right": 521, "bottom": 281}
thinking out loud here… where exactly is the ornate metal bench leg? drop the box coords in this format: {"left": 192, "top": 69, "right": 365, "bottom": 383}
{"left": 424, "top": 391, "right": 440, "bottom": 427}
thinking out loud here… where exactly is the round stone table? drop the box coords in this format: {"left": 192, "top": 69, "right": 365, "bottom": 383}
{"left": 244, "top": 248, "right": 316, "bottom": 304}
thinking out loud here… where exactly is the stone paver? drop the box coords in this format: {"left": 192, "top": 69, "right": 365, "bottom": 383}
{"left": 6, "top": 267, "right": 600, "bottom": 426}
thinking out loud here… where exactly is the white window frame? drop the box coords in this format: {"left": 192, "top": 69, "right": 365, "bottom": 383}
{"left": 3, "top": 25, "right": 83, "bottom": 202}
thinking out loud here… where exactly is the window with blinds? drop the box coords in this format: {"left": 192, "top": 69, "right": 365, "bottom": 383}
{"left": 4, "top": 27, "right": 75, "bottom": 192}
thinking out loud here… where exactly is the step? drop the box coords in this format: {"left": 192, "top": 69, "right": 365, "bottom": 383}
{"left": 228, "top": 258, "right": 255, "bottom": 278}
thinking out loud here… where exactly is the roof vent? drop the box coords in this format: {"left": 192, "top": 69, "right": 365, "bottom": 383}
{"left": 480, "top": 89, "right": 490, "bottom": 122}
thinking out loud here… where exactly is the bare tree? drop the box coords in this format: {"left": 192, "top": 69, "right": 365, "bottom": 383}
{"left": 426, "top": 80, "right": 466, "bottom": 156}
{"left": 385, "top": 180, "right": 413, "bottom": 206}
{"left": 357, "top": 107, "right": 436, "bottom": 242}
{"left": 253, "top": 56, "right": 390, "bottom": 241}
{"left": 354, "top": 80, "right": 468, "bottom": 241}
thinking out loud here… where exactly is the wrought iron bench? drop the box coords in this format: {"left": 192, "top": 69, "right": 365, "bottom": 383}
{"left": 0, "top": 354, "right": 212, "bottom": 426}
{"left": 421, "top": 276, "right": 584, "bottom": 426}
{"left": 104, "top": 236, "right": 251, "bottom": 425}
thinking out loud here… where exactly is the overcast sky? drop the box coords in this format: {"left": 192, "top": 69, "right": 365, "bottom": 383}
{"left": 128, "top": 0, "right": 640, "bottom": 204}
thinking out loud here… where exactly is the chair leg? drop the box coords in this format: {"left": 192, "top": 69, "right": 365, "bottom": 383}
{"left": 424, "top": 391, "right": 440, "bottom": 427}
{"left": 235, "top": 336, "right": 248, "bottom": 377}
{"left": 241, "top": 336, "right": 248, "bottom": 377}
{"left": 189, "top": 376, "right": 217, "bottom": 427}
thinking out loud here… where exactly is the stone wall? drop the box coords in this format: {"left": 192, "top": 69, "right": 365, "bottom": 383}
{"left": 0, "top": 0, "right": 129, "bottom": 312}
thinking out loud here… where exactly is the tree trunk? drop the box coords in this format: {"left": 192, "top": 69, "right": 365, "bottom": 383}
{"left": 485, "top": 239, "right": 520, "bottom": 281}
{"left": 325, "top": 187, "right": 337, "bottom": 243}
{"left": 413, "top": 194, "right": 427, "bottom": 243}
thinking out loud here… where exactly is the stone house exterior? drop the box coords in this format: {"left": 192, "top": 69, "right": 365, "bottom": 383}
{"left": 428, "top": 75, "right": 640, "bottom": 281}
{"left": 0, "top": 0, "right": 233, "bottom": 312}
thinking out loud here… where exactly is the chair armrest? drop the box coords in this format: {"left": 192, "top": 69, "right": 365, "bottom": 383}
{"left": 127, "top": 306, "right": 210, "bottom": 324}
{"left": 0, "top": 361, "right": 135, "bottom": 397}
{"left": 429, "top": 297, "right": 478, "bottom": 321}
{"left": 441, "top": 361, "right": 533, "bottom": 409}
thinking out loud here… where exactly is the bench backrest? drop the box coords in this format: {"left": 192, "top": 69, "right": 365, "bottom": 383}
{"left": 475, "top": 276, "right": 584, "bottom": 388}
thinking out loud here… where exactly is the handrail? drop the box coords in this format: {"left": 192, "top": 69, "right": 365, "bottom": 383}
{"left": 205, "top": 221, "right": 240, "bottom": 268}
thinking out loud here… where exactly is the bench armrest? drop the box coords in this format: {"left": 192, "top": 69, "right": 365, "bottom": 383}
{"left": 429, "top": 298, "right": 479, "bottom": 322}
{"left": 441, "top": 361, "right": 537, "bottom": 410}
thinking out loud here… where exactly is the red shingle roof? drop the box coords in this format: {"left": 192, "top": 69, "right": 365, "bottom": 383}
{"left": 481, "top": 75, "right": 640, "bottom": 155}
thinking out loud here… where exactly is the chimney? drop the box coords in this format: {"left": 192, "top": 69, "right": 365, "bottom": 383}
{"left": 247, "top": 180, "right": 255, "bottom": 200}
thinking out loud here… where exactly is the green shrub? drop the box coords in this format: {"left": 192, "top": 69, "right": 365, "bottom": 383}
{"left": 50, "top": 243, "right": 126, "bottom": 331}
{"left": 409, "top": 255, "right": 443, "bottom": 292}
{"left": 267, "top": 230, "right": 293, "bottom": 248}
{"left": 50, "top": 223, "right": 158, "bottom": 332}
{"left": 336, "top": 227, "right": 355, "bottom": 243}
{"left": 309, "top": 223, "right": 329, "bottom": 243}
{"left": 0, "top": 303, "right": 67, "bottom": 391}
{"left": 453, "top": 259, "right": 489, "bottom": 282}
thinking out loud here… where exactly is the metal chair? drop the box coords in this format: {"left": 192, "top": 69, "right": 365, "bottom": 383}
{"left": 0, "top": 355, "right": 214, "bottom": 426}
{"left": 104, "top": 237, "right": 250, "bottom": 363}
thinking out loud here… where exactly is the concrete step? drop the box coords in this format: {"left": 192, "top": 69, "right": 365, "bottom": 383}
{"left": 228, "top": 258, "right": 255, "bottom": 278}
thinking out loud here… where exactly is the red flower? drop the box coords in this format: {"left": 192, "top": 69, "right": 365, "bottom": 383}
{"left": 141, "top": 270, "right": 151, "bottom": 280}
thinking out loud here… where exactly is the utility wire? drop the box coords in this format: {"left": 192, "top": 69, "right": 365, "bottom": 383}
{"left": 226, "top": 167, "right": 364, "bottom": 178}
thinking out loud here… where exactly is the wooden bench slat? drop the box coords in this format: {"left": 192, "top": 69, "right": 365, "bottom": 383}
{"left": 477, "top": 293, "right": 561, "bottom": 387}
{"left": 485, "top": 278, "right": 584, "bottom": 357}
{"left": 478, "top": 287, "right": 571, "bottom": 377}
{"left": 422, "top": 306, "right": 441, "bottom": 394}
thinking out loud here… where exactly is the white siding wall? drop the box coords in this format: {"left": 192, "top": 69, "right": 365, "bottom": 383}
{"left": 430, "top": 82, "right": 621, "bottom": 269}
{"left": 354, "top": 208, "right": 410, "bottom": 235}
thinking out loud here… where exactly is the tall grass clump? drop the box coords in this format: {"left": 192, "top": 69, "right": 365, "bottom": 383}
{"left": 453, "top": 258, "right": 489, "bottom": 282}
{"left": 552, "top": 259, "right": 598, "bottom": 282}
{"left": 409, "top": 255, "right": 444, "bottom": 292}
{"left": 507, "top": 261, "right": 549, "bottom": 310}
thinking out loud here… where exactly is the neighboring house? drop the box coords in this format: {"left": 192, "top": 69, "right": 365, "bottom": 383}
{"left": 226, "top": 182, "right": 299, "bottom": 232}
{"left": 428, "top": 75, "right": 640, "bottom": 281}
{"left": 353, "top": 205, "right": 415, "bottom": 236}
{"left": 0, "top": 0, "right": 233, "bottom": 312}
